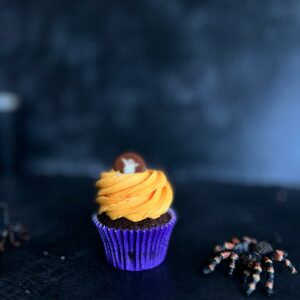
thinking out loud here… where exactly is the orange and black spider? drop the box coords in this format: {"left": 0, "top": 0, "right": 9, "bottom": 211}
{"left": 203, "top": 236, "right": 297, "bottom": 296}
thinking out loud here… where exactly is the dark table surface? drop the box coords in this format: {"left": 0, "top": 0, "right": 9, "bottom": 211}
{"left": 0, "top": 175, "right": 299, "bottom": 300}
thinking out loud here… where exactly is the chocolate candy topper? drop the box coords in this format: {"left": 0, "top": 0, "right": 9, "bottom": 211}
{"left": 113, "top": 152, "right": 146, "bottom": 174}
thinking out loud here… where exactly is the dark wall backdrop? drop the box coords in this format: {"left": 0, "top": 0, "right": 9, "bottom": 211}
{"left": 0, "top": 0, "right": 300, "bottom": 186}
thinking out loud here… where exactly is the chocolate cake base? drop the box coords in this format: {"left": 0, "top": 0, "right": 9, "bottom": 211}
{"left": 97, "top": 212, "right": 171, "bottom": 230}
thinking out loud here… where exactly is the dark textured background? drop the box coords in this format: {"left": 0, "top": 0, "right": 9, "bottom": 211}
{"left": 1, "top": 0, "right": 300, "bottom": 186}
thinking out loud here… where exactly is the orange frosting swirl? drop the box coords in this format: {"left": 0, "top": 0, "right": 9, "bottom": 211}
{"left": 96, "top": 170, "right": 173, "bottom": 222}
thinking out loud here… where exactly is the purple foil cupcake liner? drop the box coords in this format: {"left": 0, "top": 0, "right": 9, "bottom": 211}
{"left": 92, "top": 208, "right": 177, "bottom": 271}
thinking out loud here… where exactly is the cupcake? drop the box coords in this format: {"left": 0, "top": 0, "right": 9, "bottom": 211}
{"left": 92, "top": 152, "right": 177, "bottom": 271}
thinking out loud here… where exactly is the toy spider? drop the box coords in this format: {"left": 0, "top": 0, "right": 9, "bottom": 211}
{"left": 0, "top": 203, "right": 29, "bottom": 252}
{"left": 203, "top": 236, "right": 297, "bottom": 296}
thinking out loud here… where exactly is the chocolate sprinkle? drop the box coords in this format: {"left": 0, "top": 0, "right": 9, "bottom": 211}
{"left": 98, "top": 212, "right": 171, "bottom": 230}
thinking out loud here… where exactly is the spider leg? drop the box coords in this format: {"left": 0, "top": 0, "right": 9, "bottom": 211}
{"left": 274, "top": 250, "right": 297, "bottom": 274}
{"left": 243, "top": 269, "right": 251, "bottom": 284}
{"left": 231, "top": 237, "right": 241, "bottom": 244}
{"left": 242, "top": 236, "right": 257, "bottom": 244}
{"left": 263, "top": 257, "right": 274, "bottom": 296}
{"left": 203, "top": 251, "right": 231, "bottom": 274}
{"left": 214, "top": 241, "right": 235, "bottom": 252}
{"left": 214, "top": 237, "right": 243, "bottom": 252}
{"left": 246, "top": 262, "right": 262, "bottom": 296}
{"left": 228, "top": 253, "right": 239, "bottom": 277}
{"left": 283, "top": 258, "right": 298, "bottom": 274}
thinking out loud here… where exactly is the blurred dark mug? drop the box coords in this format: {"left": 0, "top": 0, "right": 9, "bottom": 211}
{"left": 0, "top": 92, "right": 21, "bottom": 174}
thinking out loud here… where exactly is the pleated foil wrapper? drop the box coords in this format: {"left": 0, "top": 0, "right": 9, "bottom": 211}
{"left": 92, "top": 208, "right": 177, "bottom": 271}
